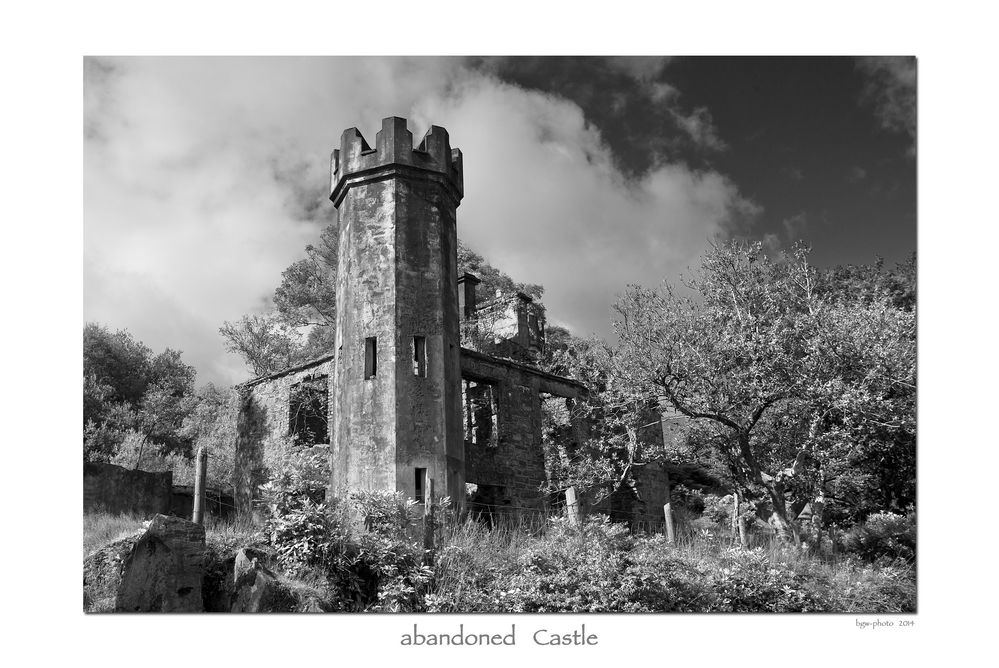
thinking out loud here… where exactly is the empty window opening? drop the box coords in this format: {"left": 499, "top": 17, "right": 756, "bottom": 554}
{"left": 289, "top": 375, "right": 329, "bottom": 445}
{"left": 412, "top": 336, "right": 427, "bottom": 377}
{"left": 541, "top": 392, "right": 580, "bottom": 477}
{"left": 364, "top": 337, "right": 377, "bottom": 379}
{"left": 415, "top": 467, "right": 427, "bottom": 503}
{"left": 466, "top": 482, "right": 508, "bottom": 528}
{"left": 463, "top": 380, "right": 498, "bottom": 448}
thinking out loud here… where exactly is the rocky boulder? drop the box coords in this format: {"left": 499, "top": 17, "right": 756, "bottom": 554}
{"left": 230, "top": 548, "right": 295, "bottom": 612}
{"left": 115, "top": 514, "right": 206, "bottom": 612}
{"left": 84, "top": 531, "right": 142, "bottom": 612}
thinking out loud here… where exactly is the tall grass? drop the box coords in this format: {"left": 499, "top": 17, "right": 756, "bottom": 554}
{"left": 83, "top": 511, "right": 146, "bottom": 557}
{"left": 424, "top": 511, "right": 915, "bottom": 613}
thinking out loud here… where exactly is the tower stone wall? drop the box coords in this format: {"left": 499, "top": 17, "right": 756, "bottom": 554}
{"left": 328, "top": 117, "right": 465, "bottom": 505}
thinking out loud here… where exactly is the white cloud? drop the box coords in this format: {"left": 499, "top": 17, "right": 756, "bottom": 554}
{"left": 670, "top": 106, "right": 728, "bottom": 151}
{"left": 857, "top": 56, "right": 916, "bottom": 156}
{"left": 85, "top": 57, "right": 756, "bottom": 384}
{"left": 604, "top": 56, "right": 672, "bottom": 83}
{"left": 781, "top": 211, "right": 808, "bottom": 241}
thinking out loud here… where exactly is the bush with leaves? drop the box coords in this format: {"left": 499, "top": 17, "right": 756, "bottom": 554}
{"left": 842, "top": 509, "right": 916, "bottom": 563}
{"left": 259, "top": 450, "right": 432, "bottom": 611}
{"left": 698, "top": 548, "right": 827, "bottom": 612}
{"left": 497, "top": 516, "right": 636, "bottom": 612}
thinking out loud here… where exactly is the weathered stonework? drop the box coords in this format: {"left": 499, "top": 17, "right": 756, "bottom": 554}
{"left": 234, "top": 357, "right": 334, "bottom": 516}
{"left": 472, "top": 291, "right": 546, "bottom": 361}
{"left": 460, "top": 348, "right": 584, "bottom": 515}
{"left": 330, "top": 117, "right": 464, "bottom": 503}
{"left": 84, "top": 462, "right": 172, "bottom": 517}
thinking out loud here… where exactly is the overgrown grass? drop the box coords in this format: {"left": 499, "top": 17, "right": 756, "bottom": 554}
{"left": 83, "top": 512, "right": 259, "bottom": 557}
{"left": 83, "top": 508, "right": 915, "bottom": 613}
{"left": 424, "top": 513, "right": 915, "bottom": 613}
{"left": 83, "top": 511, "right": 146, "bottom": 557}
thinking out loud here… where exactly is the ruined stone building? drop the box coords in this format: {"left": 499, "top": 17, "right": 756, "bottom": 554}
{"left": 233, "top": 117, "right": 670, "bottom": 524}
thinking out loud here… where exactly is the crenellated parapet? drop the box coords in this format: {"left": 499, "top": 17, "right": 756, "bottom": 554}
{"left": 329, "top": 116, "right": 463, "bottom": 207}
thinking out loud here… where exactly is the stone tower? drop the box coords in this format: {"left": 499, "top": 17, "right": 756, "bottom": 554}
{"left": 328, "top": 117, "right": 465, "bottom": 506}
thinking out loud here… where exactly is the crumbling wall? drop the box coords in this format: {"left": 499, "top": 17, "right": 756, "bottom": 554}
{"left": 460, "top": 348, "right": 584, "bottom": 517}
{"left": 465, "top": 292, "right": 546, "bottom": 363}
{"left": 232, "top": 357, "right": 334, "bottom": 517}
{"left": 84, "top": 462, "right": 172, "bottom": 517}
{"left": 241, "top": 358, "right": 334, "bottom": 444}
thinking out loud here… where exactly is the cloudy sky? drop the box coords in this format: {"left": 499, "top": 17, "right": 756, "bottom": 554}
{"left": 83, "top": 56, "right": 916, "bottom": 386}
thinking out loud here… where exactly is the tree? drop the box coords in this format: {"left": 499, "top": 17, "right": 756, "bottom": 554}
{"left": 274, "top": 223, "right": 338, "bottom": 327}
{"left": 540, "top": 335, "right": 673, "bottom": 507}
{"left": 83, "top": 322, "right": 155, "bottom": 413}
{"left": 220, "top": 312, "right": 312, "bottom": 377}
{"left": 83, "top": 323, "right": 197, "bottom": 464}
{"left": 123, "top": 381, "right": 198, "bottom": 466}
{"left": 799, "top": 279, "right": 916, "bottom": 523}
{"left": 611, "top": 241, "right": 915, "bottom": 543}
{"left": 177, "top": 383, "right": 240, "bottom": 488}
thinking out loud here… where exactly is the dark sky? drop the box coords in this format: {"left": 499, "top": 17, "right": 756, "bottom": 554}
{"left": 477, "top": 56, "right": 916, "bottom": 270}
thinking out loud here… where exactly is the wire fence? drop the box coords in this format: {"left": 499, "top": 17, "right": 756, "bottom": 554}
{"left": 183, "top": 450, "right": 750, "bottom": 539}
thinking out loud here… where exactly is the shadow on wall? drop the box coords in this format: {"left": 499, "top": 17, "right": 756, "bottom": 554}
{"left": 234, "top": 391, "right": 270, "bottom": 517}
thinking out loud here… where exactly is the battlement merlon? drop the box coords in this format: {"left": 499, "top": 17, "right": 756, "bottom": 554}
{"left": 329, "top": 116, "right": 463, "bottom": 207}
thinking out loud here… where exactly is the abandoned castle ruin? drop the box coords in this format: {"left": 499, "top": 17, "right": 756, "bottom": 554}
{"left": 233, "top": 117, "right": 671, "bottom": 524}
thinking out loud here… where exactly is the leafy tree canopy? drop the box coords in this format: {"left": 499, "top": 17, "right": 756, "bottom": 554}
{"left": 544, "top": 241, "right": 915, "bottom": 541}
{"left": 83, "top": 323, "right": 198, "bottom": 464}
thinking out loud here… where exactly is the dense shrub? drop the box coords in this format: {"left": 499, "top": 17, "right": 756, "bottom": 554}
{"left": 842, "top": 510, "right": 916, "bottom": 563}
{"left": 260, "top": 448, "right": 432, "bottom": 611}
{"left": 701, "top": 494, "right": 733, "bottom": 523}
{"left": 698, "top": 549, "right": 827, "bottom": 612}
{"left": 672, "top": 485, "right": 706, "bottom": 514}
{"left": 500, "top": 516, "right": 636, "bottom": 612}
{"left": 427, "top": 516, "right": 861, "bottom": 613}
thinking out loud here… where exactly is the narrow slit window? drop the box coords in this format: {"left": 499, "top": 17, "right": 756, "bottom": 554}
{"left": 412, "top": 336, "right": 427, "bottom": 377}
{"left": 364, "top": 337, "right": 377, "bottom": 379}
{"left": 415, "top": 467, "right": 426, "bottom": 503}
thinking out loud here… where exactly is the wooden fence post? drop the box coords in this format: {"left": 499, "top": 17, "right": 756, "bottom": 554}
{"left": 738, "top": 516, "right": 749, "bottom": 549}
{"left": 663, "top": 502, "right": 676, "bottom": 544}
{"left": 423, "top": 476, "right": 435, "bottom": 563}
{"left": 192, "top": 446, "right": 207, "bottom": 525}
{"left": 565, "top": 486, "right": 580, "bottom": 527}
{"left": 731, "top": 492, "right": 739, "bottom": 545}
